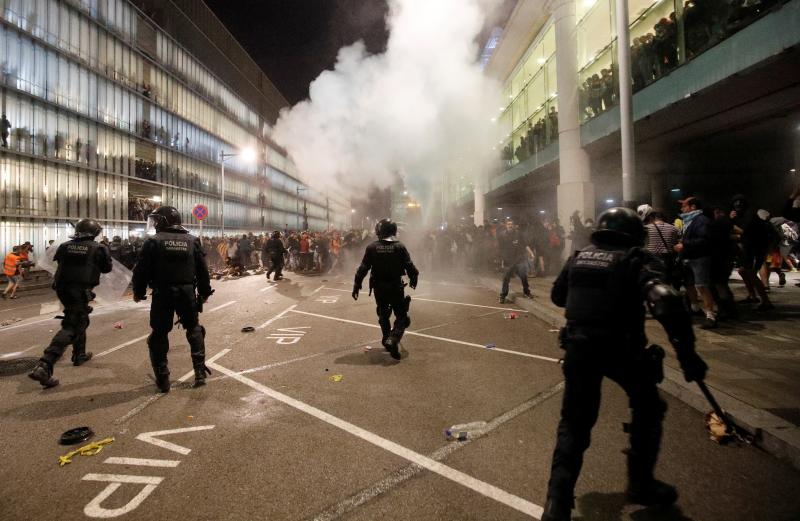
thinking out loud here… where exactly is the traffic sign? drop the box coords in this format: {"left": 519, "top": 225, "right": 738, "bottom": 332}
{"left": 192, "top": 204, "right": 209, "bottom": 221}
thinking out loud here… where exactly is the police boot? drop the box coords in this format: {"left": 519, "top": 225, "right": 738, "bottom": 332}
{"left": 71, "top": 351, "right": 93, "bottom": 366}
{"left": 541, "top": 497, "right": 572, "bottom": 521}
{"left": 266, "top": 268, "right": 273, "bottom": 280}
{"left": 193, "top": 364, "right": 212, "bottom": 388}
{"left": 28, "top": 361, "right": 59, "bottom": 388}
{"left": 384, "top": 336, "right": 401, "bottom": 360}
{"left": 153, "top": 367, "right": 170, "bottom": 393}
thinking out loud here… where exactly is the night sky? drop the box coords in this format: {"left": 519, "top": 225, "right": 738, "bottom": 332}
{"left": 204, "top": 0, "right": 390, "bottom": 105}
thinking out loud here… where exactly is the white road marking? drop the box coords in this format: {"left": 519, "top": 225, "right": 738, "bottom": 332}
{"left": 257, "top": 304, "right": 297, "bottom": 329}
{"left": 208, "top": 300, "right": 236, "bottom": 313}
{"left": 207, "top": 356, "right": 543, "bottom": 519}
{"left": 260, "top": 284, "right": 278, "bottom": 292}
{"left": 413, "top": 297, "right": 525, "bottom": 312}
{"left": 82, "top": 474, "right": 162, "bottom": 518}
{"left": 0, "top": 344, "right": 38, "bottom": 359}
{"left": 135, "top": 425, "right": 215, "bottom": 455}
{"left": 104, "top": 457, "right": 181, "bottom": 468}
{"left": 310, "top": 381, "right": 565, "bottom": 521}
{"left": 95, "top": 334, "right": 150, "bottom": 358}
{"left": 310, "top": 285, "right": 325, "bottom": 295}
{"left": 0, "top": 315, "right": 58, "bottom": 332}
{"left": 289, "top": 309, "right": 560, "bottom": 363}
{"left": 39, "top": 301, "right": 61, "bottom": 315}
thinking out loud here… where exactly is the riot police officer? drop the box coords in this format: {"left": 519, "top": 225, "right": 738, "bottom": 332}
{"left": 263, "top": 231, "right": 287, "bottom": 281}
{"left": 29, "top": 219, "right": 112, "bottom": 388}
{"left": 132, "top": 206, "right": 213, "bottom": 392}
{"left": 541, "top": 208, "right": 708, "bottom": 521}
{"left": 352, "top": 219, "right": 419, "bottom": 360}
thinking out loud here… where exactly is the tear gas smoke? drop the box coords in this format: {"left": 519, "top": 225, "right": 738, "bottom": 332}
{"left": 272, "top": 0, "right": 502, "bottom": 205}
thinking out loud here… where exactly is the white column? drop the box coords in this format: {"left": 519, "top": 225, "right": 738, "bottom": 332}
{"left": 551, "top": 0, "right": 594, "bottom": 254}
{"left": 473, "top": 173, "right": 487, "bottom": 226}
{"left": 616, "top": 0, "right": 637, "bottom": 206}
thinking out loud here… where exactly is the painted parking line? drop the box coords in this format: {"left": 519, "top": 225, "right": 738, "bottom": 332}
{"left": 95, "top": 334, "right": 151, "bottom": 358}
{"left": 207, "top": 351, "right": 543, "bottom": 519}
{"left": 322, "top": 287, "right": 523, "bottom": 312}
{"left": 260, "top": 284, "right": 278, "bottom": 293}
{"left": 289, "top": 309, "right": 560, "bottom": 363}
{"left": 257, "top": 304, "right": 297, "bottom": 329}
{"left": 208, "top": 300, "right": 237, "bottom": 313}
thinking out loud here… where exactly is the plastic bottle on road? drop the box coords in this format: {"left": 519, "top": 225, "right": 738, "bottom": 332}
{"left": 444, "top": 421, "right": 487, "bottom": 441}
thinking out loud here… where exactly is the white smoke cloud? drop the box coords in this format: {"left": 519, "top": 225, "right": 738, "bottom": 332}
{"left": 272, "top": 0, "right": 502, "bottom": 198}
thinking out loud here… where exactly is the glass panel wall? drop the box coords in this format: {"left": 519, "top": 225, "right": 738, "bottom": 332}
{"left": 497, "top": 24, "right": 558, "bottom": 170}
{"left": 577, "top": 0, "right": 791, "bottom": 121}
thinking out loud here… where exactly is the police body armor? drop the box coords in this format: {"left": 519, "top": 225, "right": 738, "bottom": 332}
{"left": 564, "top": 244, "right": 647, "bottom": 346}
{"left": 265, "top": 238, "right": 283, "bottom": 256}
{"left": 151, "top": 232, "right": 196, "bottom": 287}
{"left": 369, "top": 240, "right": 408, "bottom": 285}
{"left": 54, "top": 240, "right": 105, "bottom": 288}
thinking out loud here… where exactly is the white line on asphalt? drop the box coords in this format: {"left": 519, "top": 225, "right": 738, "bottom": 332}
{"left": 95, "top": 334, "right": 150, "bottom": 358}
{"left": 0, "top": 315, "right": 58, "bottom": 332}
{"left": 135, "top": 425, "right": 215, "bottom": 455}
{"left": 310, "top": 285, "right": 325, "bottom": 295}
{"left": 82, "top": 474, "right": 163, "bottom": 485}
{"left": 206, "top": 356, "right": 543, "bottom": 519}
{"left": 257, "top": 304, "right": 297, "bottom": 329}
{"left": 309, "top": 381, "right": 565, "bottom": 521}
{"left": 209, "top": 300, "right": 237, "bottom": 313}
{"left": 0, "top": 344, "right": 39, "bottom": 359}
{"left": 289, "top": 309, "right": 560, "bottom": 363}
{"left": 103, "top": 457, "right": 181, "bottom": 468}
{"left": 322, "top": 287, "right": 522, "bottom": 311}
{"left": 260, "top": 284, "right": 278, "bottom": 292}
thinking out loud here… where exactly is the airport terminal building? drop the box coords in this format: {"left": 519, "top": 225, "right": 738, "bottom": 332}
{"left": 0, "top": 0, "right": 350, "bottom": 254}
{"left": 454, "top": 0, "right": 799, "bottom": 239}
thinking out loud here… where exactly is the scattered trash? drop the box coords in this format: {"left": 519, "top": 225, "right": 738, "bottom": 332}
{"left": 187, "top": 415, "right": 194, "bottom": 421}
{"left": 444, "top": 421, "right": 487, "bottom": 441}
{"left": 49, "top": 330, "right": 53, "bottom": 333}
{"left": 325, "top": 368, "right": 329, "bottom": 372}
{"left": 362, "top": 345, "right": 373, "bottom": 352}
{"left": 241, "top": 326, "right": 255, "bottom": 333}
{"left": 329, "top": 374, "right": 344, "bottom": 382}
{"left": 503, "top": 312, "right": 518, "bottom": 320}
{"left": 0, "top": 318, "right": 21, "bottom": 327}
{"left": 60, "top": 426, "right": 94, "bottom": 445}
{"left": 58, "top": 437, "right": 114, "bottom": 467}
{"left": 113, "top": 321, "right": 124, "bottom": 329}
{"left": 484, "top": 343, "right": 496, "bottom": 349}
{"left": 705, "top": 412, "right": 732, "bottom": 443}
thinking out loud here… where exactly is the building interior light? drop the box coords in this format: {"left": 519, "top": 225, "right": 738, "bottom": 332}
{"left": 497, "top": 207, "right": 503, "bottom": 210}
{"left": 790, "top": 168, "right": 797, "bottom": 173}
{"left": 605, "top": 199, "right": 615, "bottom": 204}
{"left": 537, "top": 58, "right": 546, "bottom": 65}
{"left": 539, "top": 210, "right": 546, "bottom": 214}
{"left": 584, "top": 0, "right": 598, "bottom": 9}
{"left": 152, "top": 195, "right": 162, "bottom": 202}
{"left": 671, "top": 187, "right": 681, "bottom": 192}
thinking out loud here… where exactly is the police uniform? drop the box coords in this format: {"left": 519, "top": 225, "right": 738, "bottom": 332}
{"left": 29, "top": 220, "right": 112, "bottom": 388}
{"left": 263, "top": 232, "right": 287, "bottom": 280}
{"left": 132, "top": 207, "right": 212, "bottom": 392}
{"left": 541, "top": 208, "right": 708, "bottom": 521}
{"left": 353, "top": 219, "right": 419, "bottom": 360}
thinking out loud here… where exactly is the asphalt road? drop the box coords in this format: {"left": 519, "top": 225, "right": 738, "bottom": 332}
{"left": 1, "top": 272, "right": 798, "bottom": 521}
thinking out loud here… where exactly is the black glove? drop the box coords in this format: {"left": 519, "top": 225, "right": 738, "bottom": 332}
{"left": 409, "top": 277, "right": 418, "bottom": 290}
{"left": 677, "top": 350, "right": 708, "bottom": 382}
{"left": 352, "top": 284, "right": 360, "bottom": 301}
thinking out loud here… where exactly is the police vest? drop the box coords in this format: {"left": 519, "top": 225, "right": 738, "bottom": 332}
{"left": 55, "top": 239, "right": 104, "bottom": 287}
{"left": 565, "top": 245, "right": 645, "bottom": 329}
{"left": 151, "top": 232, "right": 196, "bottom": 286}
{"left": 369, "top": 240, "right": 408, "bottom": 283}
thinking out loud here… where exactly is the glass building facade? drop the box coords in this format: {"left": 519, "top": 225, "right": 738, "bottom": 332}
{"left": 0, "top": 0, "right": 350, "bottom": 255}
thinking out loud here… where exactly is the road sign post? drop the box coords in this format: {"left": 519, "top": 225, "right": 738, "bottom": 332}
{"left": 192, "top": 204, "right": 208, "bottom": 237}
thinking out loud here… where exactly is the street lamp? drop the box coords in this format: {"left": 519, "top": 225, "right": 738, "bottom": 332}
{"left": 219, "top": 147, "right": 255, "bottom": 237}
{"left": 296, "top": 186, "right": 308, "bottom": 231}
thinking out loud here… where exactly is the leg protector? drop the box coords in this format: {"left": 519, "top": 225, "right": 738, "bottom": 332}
{"left": 147, "top": 332, "right": 170, "bottom": 393}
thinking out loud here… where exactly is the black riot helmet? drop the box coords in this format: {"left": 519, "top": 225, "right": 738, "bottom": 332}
{"left": 72, "top": 218, "right": 102, "bottom": 239}
{"left": 375, "top": 218, "right": 398, "bottom": 239}
{"left": 147, "top": 206, "right": 185, "bottom": 233}
{"left": 271, "top": 231, "right": 281, "bottom": 239}
{"left": 590, "top": 207, "right": 645, "bottom": 247}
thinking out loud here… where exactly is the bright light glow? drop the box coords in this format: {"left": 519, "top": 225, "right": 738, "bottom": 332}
{"left": 790, "top": 169, "right": 797, "bottom": 173}
{"left": 490, "top": 117, "right": 496, "bottom": 123}
{"left": 403, "top": 191, "right": 408, "bottom": 195}
{"left": 240, "top": 147, "right": 257, "bottom": 163}
{"left": 497, "top": 207, "right": 503, "bottom": 210}
{"left": 671, "top": 188, "right": 681, "bottom": 192}
{"left": 605, "top": 199, "right": 615, "bottom": 204}
{"left": 539, "top": 210, "right": 546, "bottom": 214}
{"left": 584, "top": 0, "right": 597, "bottom": 8}
{"left": 537, "top": 58, "right": 546, "bottom": 65}
{"left": 152, "top": 195, "right": 162, "bottom": 202}
{"left": 351, "top": 208, "right": 356, "bottom": 213}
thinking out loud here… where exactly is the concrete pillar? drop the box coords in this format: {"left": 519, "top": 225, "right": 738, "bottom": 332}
{"left": 550, "top": 0, "right": 594, "bottom": 252}
{"left": 616, "top": 0, "right": 637, "bottom": 207}
{"left": 473, "top": 173, "right": 487, "bottom": 226}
